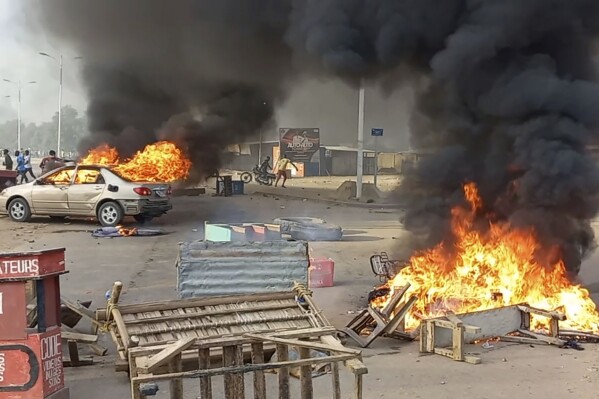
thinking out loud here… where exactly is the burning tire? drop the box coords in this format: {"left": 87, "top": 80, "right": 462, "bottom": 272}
{"left": 97, "top": 201, "right": 123, "bottom": 227}
{"left": 7, "top": 197, "right": 31, "bottom": 223}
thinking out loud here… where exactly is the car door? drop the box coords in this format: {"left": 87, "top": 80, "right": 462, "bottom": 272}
{"left": 67, "top": 167, "right": 106, "bottom": 215}
{"left": 30, "top": 167, "right": 74, "bottom": 214}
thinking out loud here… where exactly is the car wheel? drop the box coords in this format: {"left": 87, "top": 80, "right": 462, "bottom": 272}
{"left": 133, "top": 214, "right": 154, "bottom": 224}
{"left": 240, "top": 172, "right": 252, "bottom": 183}
{"left": 8, "top": 198, "right": 31, "bottom": 223}
{"left": 97, "top": 201, "right": 123, "bottom": 227}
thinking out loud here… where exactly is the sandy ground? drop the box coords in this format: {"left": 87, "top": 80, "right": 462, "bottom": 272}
{"left": 0, "top": 177, "right": 598, "bottom": 398}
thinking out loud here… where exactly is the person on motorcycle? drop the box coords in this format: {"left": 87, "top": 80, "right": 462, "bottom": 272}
{"left": 258, "top": 156, "right": 272, "bottom": 176}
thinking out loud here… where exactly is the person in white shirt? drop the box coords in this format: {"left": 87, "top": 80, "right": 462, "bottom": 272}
{"left": 24, "top": 150, "right": 36, "bottom": 179}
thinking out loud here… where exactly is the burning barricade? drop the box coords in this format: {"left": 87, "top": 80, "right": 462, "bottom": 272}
{"left": 346, "top": 183, "right": 599, "bottom": 361}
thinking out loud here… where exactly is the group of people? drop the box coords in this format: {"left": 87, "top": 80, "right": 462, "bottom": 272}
{"left": 2, "top": 149, "right": 62, "bottom": 184}
{"left": 258, "top": 153, "right": 298, "bottom": 188}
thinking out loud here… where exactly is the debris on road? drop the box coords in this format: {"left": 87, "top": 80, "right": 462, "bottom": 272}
{"left": 91, "top": 226, "right": 165, "bottom": 238}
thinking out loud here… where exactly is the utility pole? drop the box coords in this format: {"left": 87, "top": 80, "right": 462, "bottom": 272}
{"left": 3, "top": 79, "right": 36, "bottom": 150}
{"left": 58, "top": 54, "right": 63, "bottom": 157}
{"left": 356, "top": 84, "right": 365, "bottom": 200}
{"left": 40, "top": 52, "right": 80, "bottom": 156}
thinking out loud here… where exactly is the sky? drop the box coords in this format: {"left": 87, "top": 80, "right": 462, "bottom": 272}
{"left": 0, "top": 0, "right": 413, "bottom": 151}
{"left": 0, "top": 0, "right": 86, "bottom": 124}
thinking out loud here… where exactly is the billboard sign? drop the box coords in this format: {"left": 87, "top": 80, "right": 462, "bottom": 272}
{"left": 279, "top": 128, "right": 320, "bottom": 162}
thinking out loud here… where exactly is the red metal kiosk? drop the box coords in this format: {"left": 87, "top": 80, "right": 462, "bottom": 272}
{"left": 0, "top": 248, "right": 69, "bottom": 399}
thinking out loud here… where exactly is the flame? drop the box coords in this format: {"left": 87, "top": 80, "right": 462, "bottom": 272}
{"left": 373, "top": 182, "right": 599, "bottom": 332}
{"left": 117, "top": 226, "right": 138, "bottom": 237}
{"left": 80, "top": 141, "right": 191, "bottom": 182}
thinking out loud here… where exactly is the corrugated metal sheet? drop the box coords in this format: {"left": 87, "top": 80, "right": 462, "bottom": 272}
{"left": 177, "top": 240, "right": 308, "bottom": 298}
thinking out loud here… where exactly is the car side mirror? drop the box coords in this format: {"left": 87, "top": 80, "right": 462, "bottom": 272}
{"left": 108, "top": 184, "right": 119, "bottom": 192}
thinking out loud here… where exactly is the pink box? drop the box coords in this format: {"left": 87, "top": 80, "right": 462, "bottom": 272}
{"left": 309, "top": 257, "right": 334, "bottom": 288}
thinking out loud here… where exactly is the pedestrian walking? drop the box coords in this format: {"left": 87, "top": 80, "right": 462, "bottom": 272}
{"left": 2, "top": 149, "right": 12, "bottom": 171}
{"left": 15, "top": 150, "right": 28, "bottom": 184}
{"left": 274, "top": 153, "right": 298, "bottom": 188}
{"left": 24, "top": 150, "right": 36, "bottom": 179}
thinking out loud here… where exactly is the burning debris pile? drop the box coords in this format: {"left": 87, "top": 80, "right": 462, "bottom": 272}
{"left": 80, "top": 141, "right": 191, "bottom": 182}
{"left": 372, "top": 183, "right": 599, "bottom": 333}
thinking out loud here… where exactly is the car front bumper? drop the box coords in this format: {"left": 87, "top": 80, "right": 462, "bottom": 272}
{"left": 118, "top": 199, "right": 173, "bottom": 216}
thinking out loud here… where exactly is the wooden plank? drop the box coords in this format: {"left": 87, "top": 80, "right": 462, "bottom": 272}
{"left": 383, "top": 295, "right": 417, "bottom": 334}
{"left": 117, "top": 292, "right": 296, "bottom": 315}
{"left": 419, "top": 323, "right": 427, "bottom": 353}
{"left": 223, "top": 345, "right": 245, "bottom": 399}
{"left": 132, "top": 353, "right": 357, "bottom": 383}
{"left": 516, "top": 305, "right": 566, "bottom": 321}
{"left": 245, "top": 333, "right": 361, "bottom": 355}
{"left": 133, "top": 326, "right": 337, "bottom": 350}
{"left": 299, "top": 346, "right": 313, "bottom": 399}
{"left": 517, "top": 329, "right": 566, "bottom": 347}
{"left": 500, "top": 335, "right": 549, "bottom": 345}
{"left": 433, "top": 348, "right": 481, "bottom": 364}
{"left": 60, "top": 329, "right": 98, "bottom": 343}
{"left": 319, "top": 335, "right": 368, "bottom": 376}
{"left": 277, "top": 344, "right": 290, "bottom": 399}
{"left": 68, "top": 341, "right": 80, "bottom": 367}
{"left": 168, "top": 354, "right": 183, "bottom": 399}
{"left": 125, "top": 302, "right": 296, "bottom": 325}
{"left": 251, "top": 343, "right": 266, "bottom": 399}
{"left": 425, "top": 321, "right": 435, "bottom": 352}
{"left": 549, "top": 318, "right": 560, "bottom": 338}
{"left": 198, "top": 348, "right": 212, "bottom": 399}
{"left": 331, "top": 361, "right": 341, "bottom": 399}
{"left": 138, "top": 337, "right": 196, "bottom": 374}
{"left": 452, "top": 325, "right": 464, "bottom": 361}
{"left": 61, "top": 297, "right": 103, "bottom": 328}
{"left": 234, "top": 345, "right": 245, "bottom": 399}
{"left": 354, "top": 373, "right": 363, "bottom": 399}
{"left": 428, "top": 305, "right": 522, "bottom": 348}
{"left": 380, "top": 284, "right": 410, "bottom": 317}
{"left": 131, "top": 313, "right": 313, "bottom": 337}
{"left": 445, "top": 312, "right": 463, "bottom": 326}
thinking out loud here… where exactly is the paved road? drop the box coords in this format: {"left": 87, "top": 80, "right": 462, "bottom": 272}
{"left": 0, "top": 192, "right": 597, "bottom": 398}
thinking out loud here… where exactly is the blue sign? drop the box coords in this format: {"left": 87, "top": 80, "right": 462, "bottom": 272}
{"left": 371, "top": 128, "right": 383, "bottom": 137}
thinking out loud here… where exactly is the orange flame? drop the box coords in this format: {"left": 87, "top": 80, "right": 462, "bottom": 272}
{"left": 80, "top": 141, "right": 191, "bottom": 182}
{"left": 373, "top": 182, "right": 599, "bottom": 332}
{"left": 117, "top": 226, "right": 138, "bottom": 237}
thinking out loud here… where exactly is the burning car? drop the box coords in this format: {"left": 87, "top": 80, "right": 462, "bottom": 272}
{"left": 0, "top": 164, "right": 172, "bottom": 226}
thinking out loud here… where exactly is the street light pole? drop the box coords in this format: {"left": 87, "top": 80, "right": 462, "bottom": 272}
{"left": 356, "top": 84, "right": 365, "bottom": 200}
{"left": 3, "top": 79, "right": 35, "bottom": 150}
{"left": 17, "top": 80, "right": 21, "bottom": 150}
{"left": 58, "top": 55, "right": 63, "bottom": 156}
{"left": 40, "top": 52, "right": 78, "bottom": 157}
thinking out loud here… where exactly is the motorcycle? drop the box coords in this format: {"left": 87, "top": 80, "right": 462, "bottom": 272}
{"left": 240, "top": 166, "right": 275, "bottom": 186}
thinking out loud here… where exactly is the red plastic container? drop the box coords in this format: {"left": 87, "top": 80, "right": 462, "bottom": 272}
{"left": 309, "top": 257, "right": 334, "bottom": 288}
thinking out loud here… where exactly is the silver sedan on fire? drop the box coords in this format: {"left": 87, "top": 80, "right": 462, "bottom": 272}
{"left": 0, "top": 164, "right": 172, "bottom": 226}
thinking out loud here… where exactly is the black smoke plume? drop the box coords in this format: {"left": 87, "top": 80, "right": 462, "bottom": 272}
{"left": 29, "top": 0, "right": 599, "bottom": 274}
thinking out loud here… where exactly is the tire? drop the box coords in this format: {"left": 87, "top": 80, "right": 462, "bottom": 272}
{"left": 289, "top": 224, "right": 343, "bottom": 241}
{"left": 240, "top": 172, "right": 252, "bottom": 183}
{"left": 97, "top": 201, "right": 123, "bottom": 227}
{"left": 265, "top": 176, "right": 274, "bottom": 186}
{"left": 7, "top": 198, "right": 31, "bottom": 223}
{"left": 134, "top": 214, "right": 154, "bottom": 224}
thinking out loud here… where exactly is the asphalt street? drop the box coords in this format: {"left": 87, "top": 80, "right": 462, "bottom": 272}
{"left": 0, "top": 187, "right": 598, "bottom": 398}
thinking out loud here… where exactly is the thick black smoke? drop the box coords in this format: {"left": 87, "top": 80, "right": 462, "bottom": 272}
{"left": 29, "top": 0, "right": 599, "bottom": 274}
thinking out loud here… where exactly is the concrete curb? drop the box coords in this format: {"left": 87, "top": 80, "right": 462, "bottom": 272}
{"left": 252, "top": 190, "right": 405, "bottom": 209}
